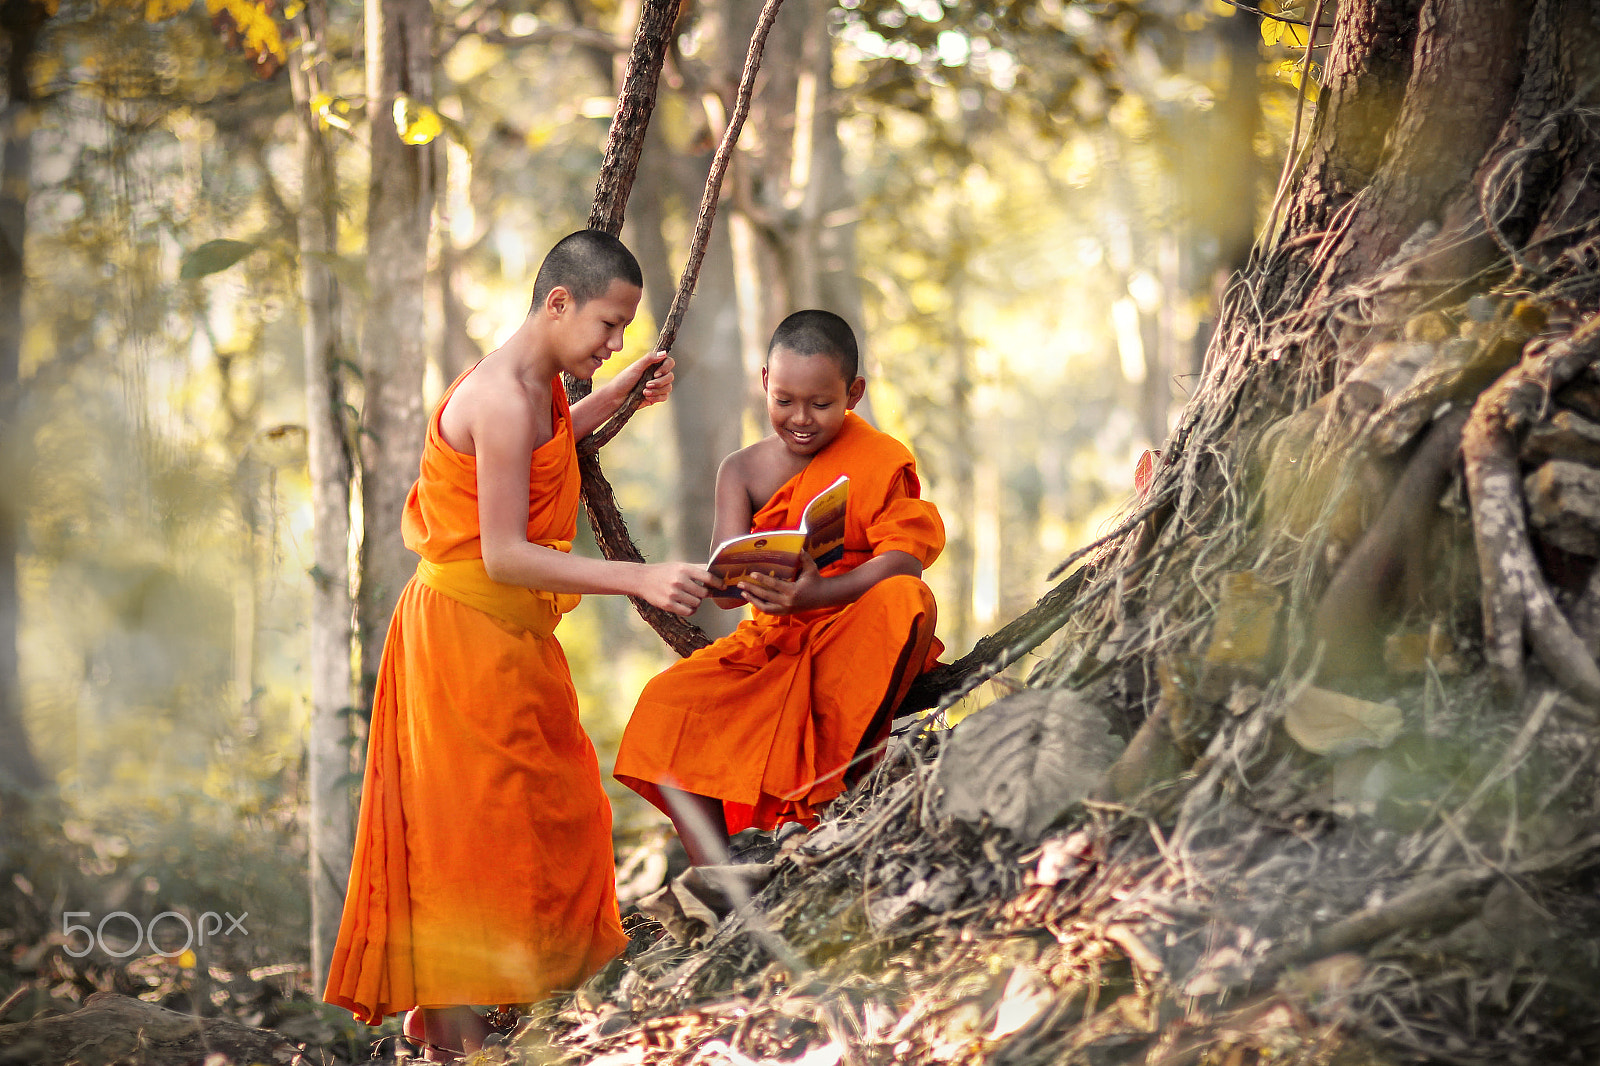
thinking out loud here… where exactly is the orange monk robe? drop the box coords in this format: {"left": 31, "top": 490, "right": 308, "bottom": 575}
{"left": 615, "top": 412, "right": 944, "bottom": 835}
{"left": 324, "top": 371, "right": 626, "bottom": 1025}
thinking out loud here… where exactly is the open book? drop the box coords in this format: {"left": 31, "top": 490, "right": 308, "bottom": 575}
{"left": 707, "top": 475, "right": 849, "bottom": 607}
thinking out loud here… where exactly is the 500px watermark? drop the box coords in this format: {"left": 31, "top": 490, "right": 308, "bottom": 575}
{"left": 61, "top": 911, "right": 249, "bottom": 959}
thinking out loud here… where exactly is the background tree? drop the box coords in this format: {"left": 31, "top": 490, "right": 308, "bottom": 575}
{"left": 287, "top": 0, "right": 355, "bottom": 987}
{"left": 355, "top": 0, "right": 435, "bottom": 712}
{"left": 0, "top": 0, "right": 52, "bottom": 808}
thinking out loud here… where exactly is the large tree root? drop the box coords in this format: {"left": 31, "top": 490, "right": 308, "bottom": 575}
{"left": 1462, "top": 312, "right": 1600, "bottom": 708}
{"left": 1308, "top": 407, "right": 1468, "bottom": 681}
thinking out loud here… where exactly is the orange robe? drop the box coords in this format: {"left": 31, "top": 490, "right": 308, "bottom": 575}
{"left": 324, "top": 371, "right": 626, "bottom": 1024}
{"left": 615, "top": 412, "right": 944, "bottom": 835}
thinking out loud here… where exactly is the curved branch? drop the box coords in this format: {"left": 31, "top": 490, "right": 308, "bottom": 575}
{"left": 579, "top": 0, "right": 789, "bottom": 457}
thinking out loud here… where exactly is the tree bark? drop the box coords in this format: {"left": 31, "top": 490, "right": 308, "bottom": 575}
{"left": 357, "top": 0, "right": 435, "bottom": 709}
{"left": 585, "top": 0, "right": 679, "bottom": 241}
{"left": 570, "top": 0, "right": 789, "bottom": 657}
{"left": 1053, "top": 0, "right": 1600, "bottom": 738}
{"left": 289, "top": 0, "right": 355, "bottom": 989}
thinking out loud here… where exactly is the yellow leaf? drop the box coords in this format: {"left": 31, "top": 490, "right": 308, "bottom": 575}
{"left": 525, "top": 121, "right": 555, "bottom": 150}
{"left": 394, "top": 96, "right": 442, "bottom": 146}
{"left": 1283, "top": 687, "right": 1402, "bottom": 755}
{"left": 177, "top": 949, "right": 197, "bottom": 969}
{"left": 236, "top": 1, "right": 286, "bottom": 61}
{"left": 1260, "top": 17, "right": 1283, "bottom": 45}
{"left": 311, "top": 92, "right": 351, "bottom": 131}
{"left": 283, "top": 0, "right": 303, "bottom": 16}
{"left": 1282, "top": 20, "right": 1308, "bottom": 48}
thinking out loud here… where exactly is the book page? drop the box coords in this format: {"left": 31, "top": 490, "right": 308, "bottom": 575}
{"left": 800, "top": 475, "right": 849, "bottom": 568}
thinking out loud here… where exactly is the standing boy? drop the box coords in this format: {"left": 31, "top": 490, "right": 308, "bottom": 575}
{"left": 323, "top": 230, "right": 715, "bottom": 1057}
{"left": 615, "top": 310, "right": 944, "bottom": 866}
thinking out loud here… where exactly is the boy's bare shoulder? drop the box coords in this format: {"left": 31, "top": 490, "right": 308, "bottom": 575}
{"left": 719, "top": 435, "right": 808, "bottom": 513}
{"left": 441, "top": 357, "right": 550, "bottom": 454}
{"left": 720, "top": 435, "right": 795, "bottom": 480}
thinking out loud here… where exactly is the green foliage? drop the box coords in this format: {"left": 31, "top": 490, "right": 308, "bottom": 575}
{"left": 179, "top": 237, "right": 258, "bottom": 279}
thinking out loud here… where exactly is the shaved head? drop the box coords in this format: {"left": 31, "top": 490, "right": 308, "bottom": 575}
{"left": 767, "top": 309, "right": 859, "bottom": 382}
{"left": 531, "top": 230, "right": 643, "bottom": 312}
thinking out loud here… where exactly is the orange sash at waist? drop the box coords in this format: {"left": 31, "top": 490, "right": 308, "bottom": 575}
{"left": 415, "top": 548, "right": 581, "bottom": 638}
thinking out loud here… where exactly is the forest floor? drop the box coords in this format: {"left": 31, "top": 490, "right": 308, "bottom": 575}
{"left": 6, "top": 675, "right": 1600, "bottom": 1066}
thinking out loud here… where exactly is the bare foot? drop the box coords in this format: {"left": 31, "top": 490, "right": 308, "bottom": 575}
{"left": 405, "top": 1006, "right": 494, "bottom": 1059}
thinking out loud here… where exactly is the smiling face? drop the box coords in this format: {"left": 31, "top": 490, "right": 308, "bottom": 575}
{"left": 762, "top": 345, "right": 866, "bottom": 458}
{"left": 546, "top": 278, "right": 642, "bottom": 379}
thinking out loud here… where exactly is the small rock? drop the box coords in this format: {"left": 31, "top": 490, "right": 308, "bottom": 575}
{"left": 1524, "top": 460, "right": 1600, "bottom": 557}
{"left": 1521, "top": 410, "right": 1600, "bottom": 467}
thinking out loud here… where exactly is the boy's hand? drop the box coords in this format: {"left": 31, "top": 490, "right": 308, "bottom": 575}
{"left": 638, "top": 561, "right": 715, "bottom": 616}
{"left": 739, "top": 554, "right": 824, "bottom": 615}
{"left": 615, "top": 350, "right": 675, "bottom": 408}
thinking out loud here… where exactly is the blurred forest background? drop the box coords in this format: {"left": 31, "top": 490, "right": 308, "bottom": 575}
{"left": 0, "top": 0, "right": 1308, "bottom": 1005}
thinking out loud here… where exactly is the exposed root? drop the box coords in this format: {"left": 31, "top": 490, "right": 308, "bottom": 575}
{"left": 1463, "top": 314, "right": 1600, "bottom": 707}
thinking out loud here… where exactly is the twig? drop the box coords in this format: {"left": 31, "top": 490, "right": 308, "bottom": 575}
{"left": 1420, "top": 689, "right": 1558, "bottom": 871}
{"left": 0, "top": 983, "right": 28, "bottom": 1020}
{"left": 898, "top": 567, "right": 1088, "bottom": 713}
{"left": 1210, "top": 0, "right": 1329, "bottom": 28}
{"left": 1047, "top": 487, "right": 1176, "bottom": 582}
{"left": 559, "top": 0, "right": 786, "bottom": 657}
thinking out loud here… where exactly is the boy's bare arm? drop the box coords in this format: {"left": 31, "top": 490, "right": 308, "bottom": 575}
{"left": 709, "top": 451, "right": 760, "bottom": 556}
{"left": 569, "top": 352, "right": 674, "bottom": 440}
{"left": 472, "top": 383, "right": 713, "bottom": 615}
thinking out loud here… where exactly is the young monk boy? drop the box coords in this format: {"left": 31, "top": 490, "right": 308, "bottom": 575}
{"left": 614, "top": 309, "right": 944, "bottom": 866}
{"left": 323, "top": 230, "right": 716, "bottom": 1059}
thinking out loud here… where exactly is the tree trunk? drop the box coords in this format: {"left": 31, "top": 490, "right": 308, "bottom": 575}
{"left": 0, "top": 0, "right": 49, "bottom": 801}
{"left": 723, "top": 0, "right": 871, "bottom": 421}
{"left": 289, "top": 0, "right": 355, "bottom": 989}
{"left": 357, "top": 0, "right": 435, "bottom": 710}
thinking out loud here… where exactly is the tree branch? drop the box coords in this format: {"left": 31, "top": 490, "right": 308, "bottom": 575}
{"left": 563, "top": 0, "right": 788, "bottom": 657}
{"left": 579, "top": 0, "right": 789, "bottom": 457}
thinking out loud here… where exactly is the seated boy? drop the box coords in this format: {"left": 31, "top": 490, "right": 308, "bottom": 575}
{"left": 614, "top": 309, "right": 944, "bottom": 865}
